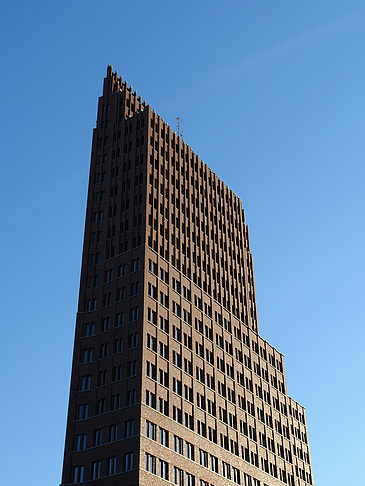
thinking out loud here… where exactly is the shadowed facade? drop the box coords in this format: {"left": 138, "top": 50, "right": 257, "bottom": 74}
{"left": 61, "top": 66, "right": 314, "bottom": 486}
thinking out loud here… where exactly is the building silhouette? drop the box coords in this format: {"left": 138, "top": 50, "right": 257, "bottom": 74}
{"left": 60, "top": 65, "right": 314, "bottom": 486}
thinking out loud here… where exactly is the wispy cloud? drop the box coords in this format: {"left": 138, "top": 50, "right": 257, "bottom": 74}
{"left": 209, "top": 6, "right": 365, "bottom": 83}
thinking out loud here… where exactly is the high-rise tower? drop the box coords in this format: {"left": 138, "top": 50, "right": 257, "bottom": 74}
{"left": 60, "top": 66, "right": 314, "bottom": 486}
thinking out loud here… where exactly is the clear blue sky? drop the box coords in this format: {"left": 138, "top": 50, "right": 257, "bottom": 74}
{"left": 1, "top": 1, "right": 364, "bottom": 485}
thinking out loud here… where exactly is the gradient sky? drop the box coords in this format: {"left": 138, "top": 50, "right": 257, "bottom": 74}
{"left": 1, "top": 1, "right": 364, "bottom": 485}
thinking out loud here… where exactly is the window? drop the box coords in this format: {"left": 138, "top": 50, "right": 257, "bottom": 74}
{"left": 101, "top": 315, "right": 111, "bottom": 331}
{"left": 109, "top": 424, "right": 119, "bottom": 441}
{"left": 160, "top": 341, "right": 169, "bottom": 359}
{"left": 116, "top": 312, "right": 125, "bottom": 327}
{"left": 87, "top": 298, "right": 97, "bottom": 311}
{"left": 148, "top": 282, "right": 157, "bottom": 299}
{"left": 114, "top": 337, "right": 123, "bottom": 354}
{"left": 103, "top": 293, "right": 111, "bottom": 307}
{"left": 199, "top": 449, "right": 208, "bottom": 467}
{"left": 128, "top": 332, "right": 138, "bottom": 348}
{"left": 130, "top": 306, "right": 139, "bottom": 321}
{"left": 210, "top": 454, "right": 218, "bottom": 472}
{"left": 183, "top": 285, "right": 191, "bottom": 300}
{"left": 96, "top": 399, "right": 105, "bottom": 415}
{"left": 174, "top": 435, "right": 183, "bottom": 454}
{"left": 80, "top": 375, "right": 91, "bottom": 391}
{"left": 244, "top": 474, "right": 255, "bottom": 486}
{"left": 196, "top": 366, "right": 204, "bottom": 383}
{"left": 172, "top": 325, "right": 182, "bottom": 342}
{"left": 77, "top": 403, "right": 89, "bottom": 420}
{"left": 173, "top": 350, "right": 182, "bottom": 367}
{"left": 108, "top": 456, "right": 117, "bottom": 475}
{"left": 82, "top": 322, "right": 95, "bottom": 337}
{"left": 131, "top": 281, "right": 140, "bottom": 296}
{"left": 127, "top": 360, "right": 137, "bottom": 377}
{"left": 75, "top": 434, "right": 86, "bottom": 451}
{"left": 112, "top": 365, "right": 122, "bottom": 382}
{"left": 145, "top": 453, "right": 156, "bottom": 474}
{"left": 73, "top": 466, "right": 84, "bottom": 483}
{"left": 119, "top": 262, "right": 127, "bottom": 276}
{"left": 172, "top": 277, "right": 181, "bottom": 293}
{"left": 127, "top": 389, "right": 136, "bottom": 406}
{"left": 185, "top": 385, "right": 193, "bottom": 402}
{"left": 185, "top": 472, "right": 195, "bottom": 486}
{"left": 116, "top": 287, "right": 126, "bottom": 301}
{"left": 147, "top": 307, "right": 157, "bottom": 325}
{"left": 159, "top": 397, "right": 169, "bottom": 415}
{"left": 159, "top": 316, "right": 169, "bottom": 333}
{"left": 159, "top": 427, "right": 169, "bottom": 447}
{"left": 184, "top": 358, "right": 193, "bottom": 375}
{"left": 222, "top": 461, "right": 231, "bottom": 480}
{"left": 173, "top": 377, "right": 182, "bottom": 395}
{"left": 160, "top": 267, "right": 169, "bottom": 283}
{"left": 148, "top": 258, "right": 157, "bottom": 274}
{"left": 174, "top": 467, "right": 184, "bottom": 486}
{"left": 158, "top": 368, "right": 168, "bottom": 387}
{"left": 99, "top": 343, "right": 109, "bottom": 358}
{"left": 125, "top": 419, "right": 134, "bottom": 437}
{"left": 233, "top": 467, "right": 241, "bottom": 484}
{"left": 94, "top": 428, "right": 102, "bottom": 446}
{"left": 146, "top": 361, "right": 157, "bottom": 380}
{"left": 186, "top": 441, "right": 195, "bottom": 460}
{"left": 147, "top": 333, "right": 157, "bottom": 351}
{"left": 80, "top": 348, "right": 93, "bottom": 363}
{"left": 145, "top": 390, "right": 156, "bottom": 408}
{"left": 172, "top": 300, "right": 181, "bottom": 316}
{"left": 159, "top": 290, "right": 168, "bottom": 307}
{"left": 159, "top": 459, "right": 169, "bottom": 480}
{"left": 146, "top": 420, "right": 157, "bottom": 440}
{"left": 173, "top": 405, "right": 182, "bottom": 424}
{"left": 92, "top": 461, "right": 100, "bottom": 480}
{"left": 132, "top": 258, "right": 140, "bottom": 272}
{"left": 123, "top": 452, "right": 134, "bottom": 472}
{"left": 111, "top": 394, "right": 120, "bottom": 410}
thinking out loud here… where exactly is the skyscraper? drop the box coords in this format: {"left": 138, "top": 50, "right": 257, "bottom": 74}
{"left": 60, "top": 65, "right": 314, "bottom": 486}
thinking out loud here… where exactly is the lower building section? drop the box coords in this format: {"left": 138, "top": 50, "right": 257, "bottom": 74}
{"left": 140, "top": 404, "right": 310, "bottom": 486}
{"left": 60, "top": 417, "right": 140, "bottom": 485}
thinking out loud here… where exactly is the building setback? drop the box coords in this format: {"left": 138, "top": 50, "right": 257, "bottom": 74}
{"left": 60, "top": 65, "right": 314, "bottom": 486}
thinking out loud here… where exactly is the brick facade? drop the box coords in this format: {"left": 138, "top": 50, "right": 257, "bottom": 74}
{"left": 60, "top": 65, "right": 314, "bottom": 486}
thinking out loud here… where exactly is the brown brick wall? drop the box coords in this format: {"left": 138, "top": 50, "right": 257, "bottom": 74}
{"left": 60, "top": 66, "right": 313, "bottom": 486}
